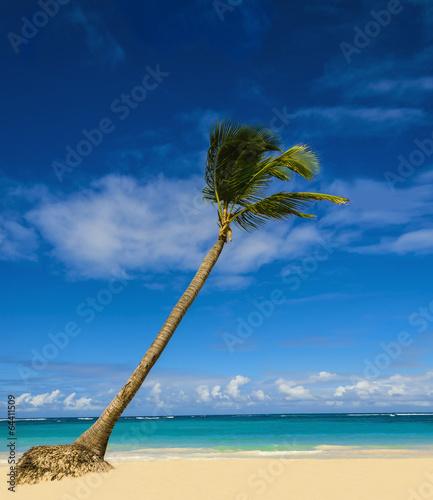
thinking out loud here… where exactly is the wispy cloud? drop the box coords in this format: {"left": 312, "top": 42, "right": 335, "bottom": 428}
{"left": 0, "top": 215, "right": 38, "bottom": 261}
{"left": 353, "top": 228, "right": 433, "bottom": 256}
{"left": 68, "top": 6, "right": 125, "bottom": 70}
{"left": 19, "top": 174, "right": 333, "bottom": 281}
{"left": 292, "top": 106, "right": 425, "bottom": 137}
{"left": 1, "top": 169, "right": 431, "bottom": 280}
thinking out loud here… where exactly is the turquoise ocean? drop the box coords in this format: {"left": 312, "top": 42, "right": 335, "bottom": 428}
{"left": 2, "top": 413, "right": 432, "bottom": 462}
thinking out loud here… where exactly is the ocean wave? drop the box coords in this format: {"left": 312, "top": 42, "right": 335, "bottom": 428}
{"left": 78, "top": 418, "right": 94, "bottom": 420}
{"left": 17, "top": 418, "right": 47, "bottom": 421}
{"left": 257, "top": 450, "right": 323, "bottom": 456}
{"left": 396, "top": 413, "right": 433, "bottom": 416}
{"left": 347, "top": 413, "right": 396, "bottom": 416}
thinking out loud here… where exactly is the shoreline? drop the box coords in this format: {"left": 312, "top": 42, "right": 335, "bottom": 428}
{"left": 2, "top": 444, "right": 432, "bottom": 465}
{"left": 3, "top": 457, "right": 433, "bottom": 499}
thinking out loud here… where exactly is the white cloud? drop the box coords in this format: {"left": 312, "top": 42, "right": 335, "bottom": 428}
{"left": 15, "top": 393, "right": 32, "bottom": 405}
{"left": 195, "top": 376, "right": 253, "bottom": 404}
{"left": 12, "top": 371, "right": 433, "bottom": 415}
{"left": 308, "top": 371, "right": 338, "bottom": 383}
{"left": 146, "top": 382, "right": 165, "bottom": 408}
{"left": 361, "top": 229, "right": 433, "bottom": 255}
{"left": 0, "top": 215, "right": 39, "bottom": 261}
{"left": 251, "top": 390, "right": 268, "bottom": 401}
{"left": 196, "top": 385, "right": 211, "bottom": 403}
{"left": 225, "top": 375, "right": 251, "bottom": 399}
{"left": 3, "top": 170, "right": 431, "bottom": 280}
{"left": 16, "top": 390, "right": 61, "bottom": 408}
{"left": 292, "top": 106, "right": 424, "bottom": 136}
{"left": 276, "top": 378, "right": 314, "bottom": 400}
{"left": 334, "top": 373, "right": 433, "bottom": 403}
{"left": 15, "top": 390, "right": 99, "bottom": 411}
{"left": 27, "top": 174, "right": 216, "bottom": 279}
{"left": 23, "top": 174, "right": 338, "bottom": 281}
{"left": 317, "top": 177, "right": 433, "bottom": 256}
{"left": 211, "top": 385, "right": 223, "bottom": 399}
{"left": 321, "top": 178, "right": 433, "bottom": 229}
{"left": 63, "top": 393, "right": 97, "bottom": 411}
{"left": 334, "top": 380, "right": 379, "bottom": 399}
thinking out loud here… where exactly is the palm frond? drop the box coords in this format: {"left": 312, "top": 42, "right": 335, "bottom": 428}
{"left": 230, "top": 192, "right": 350, "bottom": 231}
{"left": 265, "top": 145, "right": 320, "bottom": 180}
{"left": 230, "top": 192, "right": 315, "bottom": 231}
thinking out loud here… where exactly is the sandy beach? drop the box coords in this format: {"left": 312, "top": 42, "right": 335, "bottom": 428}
{"left": 3, "top": 458, "right": 433, "bottom": 500}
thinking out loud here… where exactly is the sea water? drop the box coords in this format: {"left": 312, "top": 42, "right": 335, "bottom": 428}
{"left": 1, "top": 413, "right": 432, "bottom": 462}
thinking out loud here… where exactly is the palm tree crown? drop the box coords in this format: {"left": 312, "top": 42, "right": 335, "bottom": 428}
{"left": 203, "top": 119, "right": 349, "bottom": 242}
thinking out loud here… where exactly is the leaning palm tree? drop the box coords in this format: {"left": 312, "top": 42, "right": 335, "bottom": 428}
{"left": 17, "top": 119, "right": 349, "bottom": 484}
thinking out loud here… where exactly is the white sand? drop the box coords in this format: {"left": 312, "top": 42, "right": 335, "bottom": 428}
{"left": 3, "top": 458, "right": 433, "bottom": 500}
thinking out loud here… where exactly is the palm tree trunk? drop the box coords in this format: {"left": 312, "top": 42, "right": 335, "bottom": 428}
{"left": 73, "top": 236, "right": 226, "bottom": 458}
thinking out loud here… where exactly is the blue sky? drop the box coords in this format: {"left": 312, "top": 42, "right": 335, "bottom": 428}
{"left": 1, "top": 0, "right": 433, "bottom": 417}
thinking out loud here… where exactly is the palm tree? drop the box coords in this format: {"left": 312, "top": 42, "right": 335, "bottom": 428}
{"left": 17, "top": 119, "right": 349, "bottom": 484}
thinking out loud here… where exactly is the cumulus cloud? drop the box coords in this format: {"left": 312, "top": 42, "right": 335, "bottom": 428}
{"left": 15, "top": 390, "right": 100, "bottom": 411}
{"left": 11, "top": 371, "right": 433, "bottom": 415}
{"left": 16, "top": 390, "right": 61, "bottom": 408}
{"left": 147, "top": 382, "right": 165, "bottom": 408}
{"left": 251, "top": 390, "right": 269, "bottom": 401}
{"left": 226, "top": 375, "right": 251, "bottom": 399}
{"left": 211, "top": 385, "right": 223, "bottom": 399}
{"left": 63, "top": 393, "right": 99, "bottom": 411}
{"left": 196, "top": 385, "right": 212, "bottom": 403}
{"left": 276, "top": 379, "right": 314, "bottom": 400}
{"left": 334, "top": 372, "right": 433, "bottom": 404}
{"left": 195, "top": 376, "right": 252, "bottom": 404}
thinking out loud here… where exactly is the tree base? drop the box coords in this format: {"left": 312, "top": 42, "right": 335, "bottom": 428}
{"left": 16, "top": 444, "right": 113, "bottom": 485}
